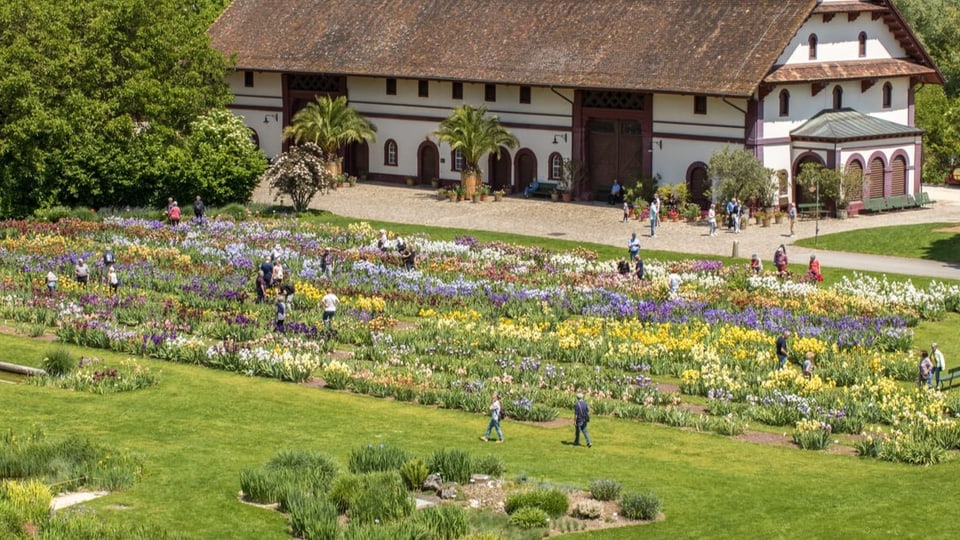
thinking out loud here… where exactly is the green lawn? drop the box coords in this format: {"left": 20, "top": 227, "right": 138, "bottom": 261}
{"left": 794, "top": 222, "right": 960, "bottom": 263}
{"left": 3, "top": 331, "right": 960, "bottom": 539}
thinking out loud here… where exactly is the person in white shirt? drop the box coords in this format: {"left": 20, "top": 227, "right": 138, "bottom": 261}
{"left": 932, "top": 342, "right": 946, "bottom": 389}
{"left": 45, "top": 270, "right": 58, "bottom": 291}
{"left": 321, "top": 291, "right": 340, "bottom": 330}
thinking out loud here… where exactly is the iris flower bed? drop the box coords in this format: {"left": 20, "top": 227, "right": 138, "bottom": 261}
{"left": 2, "top": 217, "right": 960, "bottom": 464}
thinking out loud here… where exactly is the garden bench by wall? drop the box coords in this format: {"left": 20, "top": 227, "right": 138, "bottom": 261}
{"left": 528, "top": 181, "right": 558, "bottom": 198}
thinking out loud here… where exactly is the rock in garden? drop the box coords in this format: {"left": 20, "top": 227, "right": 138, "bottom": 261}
{"left": 422, "top": 473, "right": 443, "bottom": 493}
{"left": 440, "top": 486, "right": 458, "bottom": 500}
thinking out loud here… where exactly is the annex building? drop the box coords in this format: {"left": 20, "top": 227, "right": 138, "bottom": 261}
{"left": 208, "top": 0, "right": 942, "bottom": 211}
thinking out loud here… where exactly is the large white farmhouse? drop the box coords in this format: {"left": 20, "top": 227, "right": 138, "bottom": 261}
{"left": 208, "top": 0, "right": 941, "bottom": 212}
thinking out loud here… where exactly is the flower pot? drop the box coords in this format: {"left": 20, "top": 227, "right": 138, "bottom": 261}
{"left": 762, "top": 218, "right": 771, "bottom": 227}
{"left": 550, "top": 192, "right": 559, "bottom": 202}
{"left": 472, "top": 194, "right": 481, "bottom": 203}
{"left": 461, "top": 171, "right": 480, "bottom": 198}
{"left": 774, "top": 215, "right": 783, "bottom": 224}
{"left": 406, "top": 178, "right": 416, "bottom": 186}
{"left": 493, "top": 193, "right": 503, "bottom": 202}
{"left": 480, "top": 195, "right": 488, "bottom": 202}
{"left": 561, "top": 191, "right": 572, "bottom": 202}
{"left": 448, "top": 193, "right": 457, "bottom": 202}
{"left": 837, "top": 208, "right": 849, "bottom": 219}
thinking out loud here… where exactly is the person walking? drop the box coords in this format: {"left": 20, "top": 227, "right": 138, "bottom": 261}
{"left": 320, "top": 248, "right": 335, "bottom": 280}
{"left": 74, "top": 258, "right": 89, "bottom": 286}
{"left": 481, "top": 392, "right": 504, "bottom": 443}
{"left": 802, "top": 352, "right": 816, "bottom": 379}
{"left": 707, "top": 204, "right": 717, "bottom": 236}
{"left": 932, "top": 343, "right": 946, "bottom": 390}
{"left": 255, "top": 270, "right": 267, "bottom": 304}
{"left": 45, "top": 270, "right": 58, "bottom": 292}
{"left": 725, "top": 199, "right": 735, "bottom": 231}
{"left": 649, "top": 195, "right": 660, "bottom": 237}
{"left": 193, "top": 195, "right": 205, "bottom": 220}
{"left": 107, "top": 266, "right": 119, "bottom": 294}
{"left": 807, "top": 254, "right": 822, "bottom": 282}
{"left": 919, "top": 351, "right": 933, "bottom": 389}
{"left": 634, "top": 257, "right": 645, "bottom": 280}
{"left": 275, "top": 292, "right": 287, "bottom": 333}
{"left": 776, "top": 330, "right": 790, "bottom": 369}
{"left": 573, "top": 392, "right": 592, "bottom": 448}
{"left": 732, "top": 198, "right": 741, "bottom": 234}
{"left": 321, "top": 290, "right": 339, "bottom": 330}
{"left": 788, "top": 203, "right": 797, "bottom": 237}
{"left": 168, "top": 201, "right": 181, "bottom": 226}
{"left": 271, "top": 260, "right": 284, "bottom": 288}
{"left": 628, "top": 232, "right": 641, "bottom": 261}
{"left": 622, "top": 200, "right": 630, "bottom": 223}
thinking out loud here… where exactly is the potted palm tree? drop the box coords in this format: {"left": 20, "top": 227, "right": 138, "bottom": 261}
{"left": 435, "top": 105, "right": 518, "bottom": 198}
{"left": 283, "top": 96, "right": 377, "bottom": 176}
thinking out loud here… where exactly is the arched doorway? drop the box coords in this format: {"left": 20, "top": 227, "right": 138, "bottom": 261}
{"left": 686, "top": 162, "right": 710, "bottom": 209}
{"left": 514, "top": 150, "right": 537, "bottom": 195}
{"left": 793, "top": 153, "right": 825, "bottom": 204}
{"left": 488, "top": 148, "right": 512, "bottom": 191}
{"left": 417, "top": 142, "right": 439, "bottom": 186}
{"left": 345, "top": 140, "right": 369, "bottom": 178}
{"left": 868, "top": 156, "right": 885, "bottom": 199}
{"left": 891, "top": 155, "right": 907, "bottom": 196}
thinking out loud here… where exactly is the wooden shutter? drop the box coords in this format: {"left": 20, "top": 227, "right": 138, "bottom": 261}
{"left": 891, "top": 156, "right": 907, "bottom": 196}
{"left": 869, "top": 158, "right": 885, "bottom": 199}
{"left": 846, "top": 160, "right": 863, "bottom": 201}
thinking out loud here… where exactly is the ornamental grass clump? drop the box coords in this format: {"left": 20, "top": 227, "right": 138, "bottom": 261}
{"left": 41, "top": 347, "right": 77, "bottom": 377}
{"left": 409, "top": 504, "right": 469, "bottom": 540}
{"left": 240, "top": 449, "right": 339, "bottom": 505}
{"left": 588, "top": 479, "right": 622, "bottom": 501}
{"left": 471, "top": 454, "right": 505, "bottom": 477}
{"left": 504, "top": 488, "right": 569, "bottom": 518}
{"left": 508, "top": 506, "right": 549, "bottom": 530}
{"left": 348, "top": 443, "right": 410, "bottom": 474}
{"left": 398, "top": 458, "right": 429, "bottom": 491}
{"left": 619, "top": 491, "right": 662, "bottom": 520}
{"left": 287, "top": 493, "right": 339, "bottom": 540}
{"left": 346, "top": 471, "right": 414, "bottom": 525}
{"left": 427, "top": 448, "right": 473, "bottom": 484}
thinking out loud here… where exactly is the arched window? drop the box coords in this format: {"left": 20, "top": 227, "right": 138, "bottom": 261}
{"left": 858, "top": 32, "right": 867, "bottom": 57}
{"left": 882, "top": 82, "right": 893, "bottom": 109}
{"left": 779, "top": 89, "right": 790, "bottom": 117}
{"left": 384, "top": 139, "right": 398, "bottom": 166}
{"left": 808, "top": 34, "right": 818, "bottom": 60}
{"left": 832, "top": 86, "right": 843, "bottom": 109}
{"left": 249, "top": 128, "right": 260, "bottom": 149}
{"left": 548, "top": 152, "right": 563, "bottom": 180}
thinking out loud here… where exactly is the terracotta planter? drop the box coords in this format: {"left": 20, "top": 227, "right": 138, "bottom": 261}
{"left": 461, "top": 171, "right": 480, "bottom": 198}
{"left": 561, "top": 192, "right": 572, "bottom": 202}
{"left": 493, "top": 193, "right": 503, "bottom": 202}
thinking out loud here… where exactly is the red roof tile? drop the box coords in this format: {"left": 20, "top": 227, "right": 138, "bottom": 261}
{"left": 209, "top": 0, "right": 819, "bottom": 97}
{"left": 764, "top": 58, "right": 939, "bottom": 84}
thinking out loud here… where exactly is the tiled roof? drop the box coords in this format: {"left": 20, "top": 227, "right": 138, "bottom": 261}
{"left": 764, "top": 58, "right": 940, "bottom": 84}
{"left": 812, "top": 1, "right": 886, "bottom": 14}
{"left": 791, "top": 108, "right": 923, "bottom": 141}
{"left": 208, "top": 0, "right": 818, "bottom": 98}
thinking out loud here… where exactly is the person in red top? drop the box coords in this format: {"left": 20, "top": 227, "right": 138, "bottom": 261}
{"left": 807, "top": 254, "right": 822, "bottom": 282}
{"left": 168, "top": 201, "right": 181, "bottom": 226}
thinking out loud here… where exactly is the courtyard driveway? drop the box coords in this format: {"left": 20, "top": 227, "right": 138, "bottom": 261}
{"left": 253, "top": 182, "right": 960, "bottom": 280}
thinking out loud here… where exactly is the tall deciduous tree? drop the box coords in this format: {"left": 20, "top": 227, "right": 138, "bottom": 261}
{"left": 708, "top": 147, "right": 777, "bottom": 206}
{"left": 0, "top": 0, "right": 233, "bottom": 216}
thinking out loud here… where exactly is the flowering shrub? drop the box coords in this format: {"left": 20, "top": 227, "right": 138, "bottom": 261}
{"left": 792, "top": 419, "right": 833, "bottom": 450}
{"left": 30, "top": 357, "right": 159, "bottom": 394}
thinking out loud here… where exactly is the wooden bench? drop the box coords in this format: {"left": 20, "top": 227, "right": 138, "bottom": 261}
{"left": 916, "top": 191, "right": 933, "bottom": 207}
{"left": 885, "top": 194, "right": 916, "bottom": 210}
{"left": 939, "top": 366, "right": 960, "bottom": 390}
{"left": 797, "top": 203, "right": 826, "bottom": 220}
{"left": 525, "top": 181, "right": 558, "bottom": 198}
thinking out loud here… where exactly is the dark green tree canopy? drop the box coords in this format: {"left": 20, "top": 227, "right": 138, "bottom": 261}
{"left": 0, "top": 0, "right": 234, "bottom": 216}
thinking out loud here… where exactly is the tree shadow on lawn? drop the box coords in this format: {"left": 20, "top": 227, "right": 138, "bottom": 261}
{"left": 927, "top": 227, "right": 960, "bottom": 266}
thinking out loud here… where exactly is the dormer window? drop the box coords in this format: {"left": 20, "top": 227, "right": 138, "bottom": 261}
{"left": 858, "top": 32, "right": 867, "bottom": 57}
{"left": 808, "top": 34, "right": 818, "bottom": 60}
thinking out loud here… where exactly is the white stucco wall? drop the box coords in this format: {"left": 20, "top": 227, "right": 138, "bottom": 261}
{"left": 651, "top": 95, "right": 746, "bottom": 184}
{"left": 226, "top": 71, "right": 284, "bottom": 159}
{"left": 777, "top": 12, "right": 908, "bottom": 65}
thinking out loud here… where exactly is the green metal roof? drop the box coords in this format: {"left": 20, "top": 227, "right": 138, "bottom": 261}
{"left": 791, "top": 108, "right": 923, "bottom": 142}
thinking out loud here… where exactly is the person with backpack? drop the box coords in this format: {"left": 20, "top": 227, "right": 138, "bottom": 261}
{"left": 480, "top": 392, "right": 504, "bottom": 443}
{"left": 573, "top": 392, "right": 592, "bottom": 447}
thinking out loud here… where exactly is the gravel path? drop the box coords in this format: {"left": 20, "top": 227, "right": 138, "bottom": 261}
{"left": 252, "top": 181, "right": 960, "bottom": 280}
